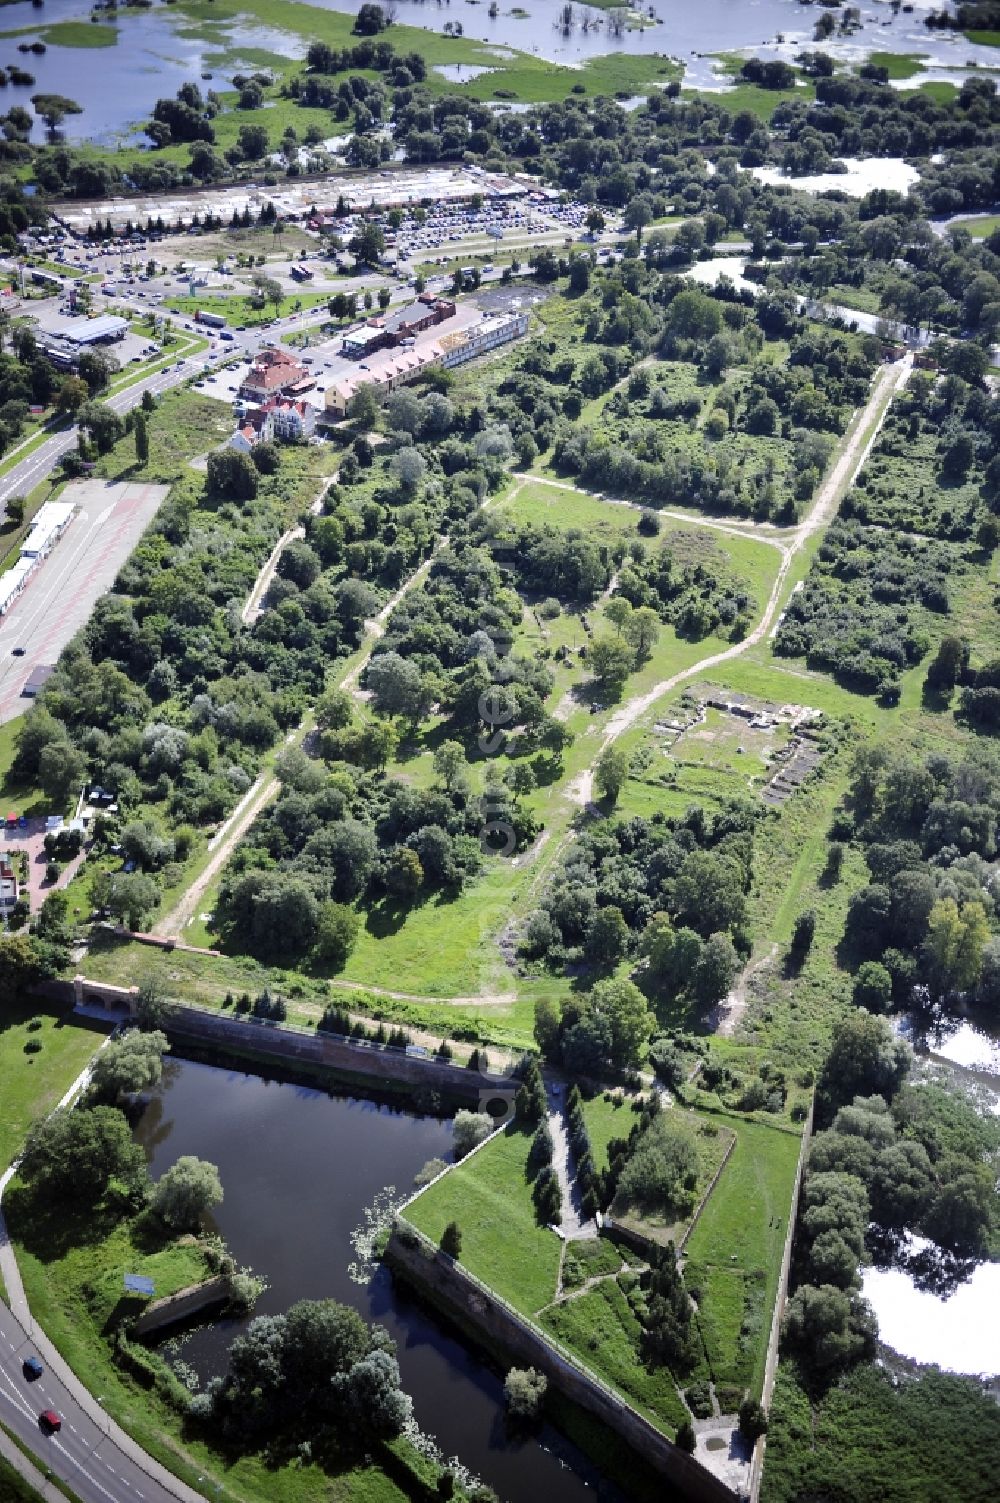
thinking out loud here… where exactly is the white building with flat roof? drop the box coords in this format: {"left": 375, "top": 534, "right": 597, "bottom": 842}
{"left": 0, "top": 556, "right": 36, "bottom": 614}
{"left": 62, "top": 314, "right": 128, "bottom": 345}
{"left": 21, "top": 501, "right": 74, "bottom": 559}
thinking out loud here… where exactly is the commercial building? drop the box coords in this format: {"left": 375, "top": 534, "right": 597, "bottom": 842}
{"left": 0, "top": 556, "right": 34, "bottom": 614}
{"left": 325, "top": 344, "right": 440, "bottom": 419}
{"left": 438, "top": 310, "right": 530, "bottom": 368}
{"left": 324, "top": 307, "right": 530, "bottom": 417}
{"left": 238, "top": 347, "right": 308, "bottom": 402}
{"left": 0, "top": 498, "right": 77, "bottom": 614}
{"left": 62, "top": 314, "right": 128, "bottom": 346}
{"left": 21, "top": 663, "right": 54, "bottom": 699}
{"left": 341, "top": 296, "right": 455, "bottom": 361}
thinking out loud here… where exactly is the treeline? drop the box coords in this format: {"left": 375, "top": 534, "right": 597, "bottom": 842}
{"left": 780, "top": 1005, "right": 998, "bottom": 1388}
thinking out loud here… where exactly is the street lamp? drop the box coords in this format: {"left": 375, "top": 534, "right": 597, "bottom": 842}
{"left": 96, "top": 1395, "right": 109, "bottom": 1438}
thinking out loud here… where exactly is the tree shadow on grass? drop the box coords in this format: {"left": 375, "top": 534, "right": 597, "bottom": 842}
{"left": 4, "top": 1182, "right": 122, "bottom": 1265}
{"left": 920, "top": 680, "right": 954, "bottom": 714}
{"left": 128, "top": 1207, "right": 173, "bottom": 1258}
{"left": 362, "top": 892, "right": 425, "bottom": 941}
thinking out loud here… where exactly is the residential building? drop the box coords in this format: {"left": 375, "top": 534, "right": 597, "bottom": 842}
{"left": 228, "top": 407, "right": 274, "bottom": 453}
{"left": 268, "top": 398, "right": 317, "bottom": 442}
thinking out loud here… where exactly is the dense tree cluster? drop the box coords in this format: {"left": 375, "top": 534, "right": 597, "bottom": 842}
{"left": 522, "top": 800, "right": 756, "bottom": 985}
{"left": 551, "top": 303, "right": 872, "bottom": 523}
{"left": 847, "top": 369, "right": 999, "bottom": 541}
{"left": 190, "top": 1298, "right": 410, "bottom": 1451}
{"left": 774, "top": 519, "right": 957, "bottom": 698}
{"left": 838, "top": 743, "right": 1000, "bottom": 1017}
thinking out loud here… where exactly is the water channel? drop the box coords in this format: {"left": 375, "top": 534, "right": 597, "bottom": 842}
{"left": 0, "top": 0, "right": 997, "bottom": 145}
{"left": 133, "top": 1054, "right": 638, "bottom": 1503}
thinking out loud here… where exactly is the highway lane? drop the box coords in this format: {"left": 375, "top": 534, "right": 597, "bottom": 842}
{"left": 0, "top": 1300, "right": 185, "bottom": 1503}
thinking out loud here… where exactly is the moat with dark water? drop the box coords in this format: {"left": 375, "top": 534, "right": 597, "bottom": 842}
{"left": 134, "top": 1054, "right": 638, "bottom": 1503}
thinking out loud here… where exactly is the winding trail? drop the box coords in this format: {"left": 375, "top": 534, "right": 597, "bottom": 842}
{"left": 155, "top": 532, "right": 448, "bottom": 937}
{"left": 155, "top": 352, "right": 909, "bottom": 968}
{"left": 566, "top": 353, "right": 910, "bottom": 806}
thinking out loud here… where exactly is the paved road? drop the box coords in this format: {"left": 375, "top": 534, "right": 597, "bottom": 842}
{"left": 0, "top": 1299, "right": 188, "bottom": 1503}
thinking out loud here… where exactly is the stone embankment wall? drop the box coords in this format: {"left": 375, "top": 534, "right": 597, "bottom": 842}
{"left": 386, "top": 1222, "right": 739, "bottom": 1503}
{"left": 748, "top": 1099, "right": 815, "bottom": 1503}
{"left": 47, "top": 976, "right": 517, "bottom": 1107}
{"left": 133, "top": 1277, "right": 230, "bottom": 1336}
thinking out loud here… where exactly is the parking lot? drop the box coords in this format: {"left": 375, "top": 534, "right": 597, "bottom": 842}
{"left": 0, "top": 480, "right": 170, "bottom": 724}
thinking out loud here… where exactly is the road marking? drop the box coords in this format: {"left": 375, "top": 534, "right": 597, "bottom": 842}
{"left": 53, "top": 1437, "right": 121, "bottom": 1503}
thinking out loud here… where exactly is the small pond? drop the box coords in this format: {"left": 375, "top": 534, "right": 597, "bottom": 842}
{"left": 862, "top": 1236, "right": 1000, "bottom": 1376}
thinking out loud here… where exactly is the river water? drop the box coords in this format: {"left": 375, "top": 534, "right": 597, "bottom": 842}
{"left": 0, "top": 0, "right": 998, "bottom": 144}
{"left": 860, "top": 1015, "right": 1000, "bottom": 1378}
{"left": 133, "top": 1055, "right": 639, "bottom": 1503}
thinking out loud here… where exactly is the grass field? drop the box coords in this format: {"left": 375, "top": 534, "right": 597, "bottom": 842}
{"left": 165, "top": 291, "right": 331, "bottom": 328}
{"left": 946, "top": 212, "right": 1000, "bottom": 238}
{"left": 540, "top": 1280, "right": 689, "bottom": 1435}
{"left": 580, "top": 1092, "right": 639, "bottom": 1172}
{"left": 863, "top": 51, "right": 927, "bottom": 80}
{"left": 0, "top": 1445, "right": 48, "bottom": 1503}
{"left": 683, "top": 1115, "right": 803, "bottom": 1395}
{"left": 0, "top": 1000, "right": 105, "bottom": 1173}
{"left": 406, "top": 1122, "right": 563, "bottom": 1316}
